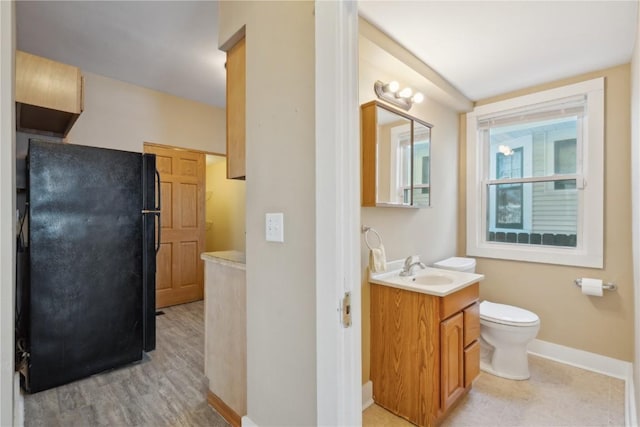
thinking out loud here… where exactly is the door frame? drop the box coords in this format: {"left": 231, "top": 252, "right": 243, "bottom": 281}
{"left": 315, "top": 2, "right": 362, "bottom": 425}
{"left": 0, "top": 1, "right": 18, "bottom": 425}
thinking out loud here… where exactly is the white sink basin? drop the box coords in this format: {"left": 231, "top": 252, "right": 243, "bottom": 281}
{"left": 369, "top": 261, "right": 484, "bottom": 296}
{"left": 404, "top": 273, "right": 454, "bottom": 286}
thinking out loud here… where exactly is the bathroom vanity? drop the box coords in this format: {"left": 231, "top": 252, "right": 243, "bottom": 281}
{"left": 369, "top": 266, "right": 483, "bottom": 426}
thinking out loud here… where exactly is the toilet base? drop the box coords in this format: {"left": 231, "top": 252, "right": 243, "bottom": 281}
{"left": 479, "top": 337, "right": 532, "bottom": 380}
{"left": 480, "top": 360, "right": 530, "bottom": 380}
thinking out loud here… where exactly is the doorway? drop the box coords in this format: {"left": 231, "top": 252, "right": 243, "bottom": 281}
{"left": 204, "top": 154, "right": 246, "bottom": 254}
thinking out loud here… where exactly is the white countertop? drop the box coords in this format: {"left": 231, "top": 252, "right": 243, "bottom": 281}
{"left": 369, "top": 259, "right": 484, "bottom": 297}
{"left": 201, "top": 250, "right": 246, "bottom": 270}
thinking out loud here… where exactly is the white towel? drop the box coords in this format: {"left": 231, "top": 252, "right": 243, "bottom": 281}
{"left": 369, "top": 244, "right": 387, "bottom": 273}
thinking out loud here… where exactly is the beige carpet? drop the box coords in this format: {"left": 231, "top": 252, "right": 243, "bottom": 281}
{"left": 364, "top": 354, "right": 625, "bottom": 427}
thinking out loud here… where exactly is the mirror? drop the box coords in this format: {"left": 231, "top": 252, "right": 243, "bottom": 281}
{"left": 362, "top": 101, "right": 432, "bottom": 208}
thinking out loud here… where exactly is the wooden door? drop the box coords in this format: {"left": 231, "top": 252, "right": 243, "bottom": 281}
{"left": 440, "top": 312, "right": 464, "bottom": 412}
{"left": 144, "top": 144, "right": 205, "bottom": 308}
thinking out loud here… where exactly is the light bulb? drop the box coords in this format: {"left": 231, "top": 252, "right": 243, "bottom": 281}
{"left": 412, "top": 92, "right": 424, "bottom": 104}
{"left": 398, "top": 87, "right": 413, "bottom": 98}
{"left": 387, "top": 81, "right": 400, "bottom": 93}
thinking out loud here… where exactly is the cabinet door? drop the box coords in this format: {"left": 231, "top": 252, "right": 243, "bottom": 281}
{"left": 226, "top": 37, "right": 246, "bottom": 180}
{"left": 440, "top": 312, "right": 464, "bottom": 412}
{"left": 16, "top": 50, "right": 83, "bottom": 136}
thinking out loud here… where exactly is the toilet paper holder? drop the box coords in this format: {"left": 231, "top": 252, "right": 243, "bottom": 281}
{"left": 574, "top": 278, "right": 617, "bottom": 291}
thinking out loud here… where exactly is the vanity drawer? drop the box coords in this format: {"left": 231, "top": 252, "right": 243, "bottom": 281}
{"left": 440, "top": 283, "right": 479, "bottom": 320}
{"left": 463, "top": 302, "right": 480, "bottom": 347}
{"left": 464, "top": 340, "right": 480, "bottom": 387}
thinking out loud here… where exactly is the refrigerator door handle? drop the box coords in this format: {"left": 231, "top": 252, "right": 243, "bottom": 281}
{"left": 155, "top": 170, "right": 161, "bottom": 211}
{"left": 154, "top": 169, "right": 161, "bottom": 254}
{"left": 155, "top": 212, "right": 161, "bottom": 254}
{"left": 142, "top": 169, "right": 161, "bottom": 254}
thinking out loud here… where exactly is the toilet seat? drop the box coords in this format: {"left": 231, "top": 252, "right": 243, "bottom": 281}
{"left": 480, "top": 301, "right": 540, "bottom": 327}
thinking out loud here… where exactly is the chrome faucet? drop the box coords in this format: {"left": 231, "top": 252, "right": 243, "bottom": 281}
{"left": 399, "top": 255, "right": 426, "bottom": 276}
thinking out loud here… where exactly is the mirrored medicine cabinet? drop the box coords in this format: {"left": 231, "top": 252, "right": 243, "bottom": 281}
{"left": 361, "top": 100, "right": 433, "bottom": 208}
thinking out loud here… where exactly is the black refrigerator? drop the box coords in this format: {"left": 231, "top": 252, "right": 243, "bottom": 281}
{"left": 21, "top": 140, "right": 160, "bottom": 393}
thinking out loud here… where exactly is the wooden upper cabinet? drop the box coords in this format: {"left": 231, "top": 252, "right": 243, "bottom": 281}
{"left": 15, "top": 50, "right": 83, "bottom": 137}
{"left": 361, "top": 100, "right": 433, "bottom": 208}
{"left": 226, "top": 37, "right": 246, "bottom": 180}
{"left": 361, "top": 102, "right": 377, "bottom": 206}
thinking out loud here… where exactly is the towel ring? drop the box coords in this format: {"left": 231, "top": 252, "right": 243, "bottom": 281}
{"left": 362, "top": 226, "right": 382, "bottom": 250}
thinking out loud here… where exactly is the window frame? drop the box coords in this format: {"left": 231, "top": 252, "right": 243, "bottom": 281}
{"left": 466, "top": 78, "right": 604, "bottom": 268}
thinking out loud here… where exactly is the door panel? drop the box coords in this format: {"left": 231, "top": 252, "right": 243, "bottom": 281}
{"left": 156, "top": 243, "right": 172, "bottom": 290}
{"left": 180, "top": 241, "right": 198, "bottom": 285}
{"left": 161, "top": 182, "right": 173, "bottom": 227}
{"left": 181, "top": 183, "right": 198, "bottom": 227}
{"left": 144, "top": 144, "right": 205, "bottom": 308}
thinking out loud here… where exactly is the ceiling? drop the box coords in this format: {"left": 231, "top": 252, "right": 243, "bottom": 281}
{"left": 16, "top": 1, "right": 639, "bottom": 107}
{"left": 359, "top": 1, "right": 638, "bottom": 101}
{"left": 16, "top": 1, "right": 226, "bottom": 107}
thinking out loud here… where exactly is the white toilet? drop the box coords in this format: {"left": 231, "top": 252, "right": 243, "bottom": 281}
{"left": 479, "top": 301, "right": 540, "bottom": 380}
{"left": 433, "top": 256, "right": 476, "bottom": 273}
{"left": 433, "top": 257, "right": 541, "bottom": 380}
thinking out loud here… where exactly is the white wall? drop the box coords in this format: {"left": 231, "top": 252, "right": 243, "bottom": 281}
{"left": 219, "top": 2, "right": 318, "bottom": 425}
{"left": 359, "top": 34, "right": 465, "bottom": 384}
{"left": 0, "top": 1, "right": 16, "bottom": 425}
{"left": 66, "top": 71, "right": 226, "bottom": 154}
{"left": 359, "top": 64, "right": 461, "bottom": 265}
{"left": 631, "top": 0, "right": 640, "bottom": 418}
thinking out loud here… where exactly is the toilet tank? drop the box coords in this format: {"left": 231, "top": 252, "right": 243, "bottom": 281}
{"left": 433, "top": 257, "right": 476, "bottom": 273}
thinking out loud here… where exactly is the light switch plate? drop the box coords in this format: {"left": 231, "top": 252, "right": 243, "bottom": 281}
{"left": 265, "top": 213, "right": 284, "bottom": 242}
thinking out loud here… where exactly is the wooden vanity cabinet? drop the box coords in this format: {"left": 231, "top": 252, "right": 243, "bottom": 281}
{"left": 370, "top": 283, "right": 480, "bottom": 427}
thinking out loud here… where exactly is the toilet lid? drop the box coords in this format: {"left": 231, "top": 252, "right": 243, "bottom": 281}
{"left": 480, "top": 301, "right": 540, "bottom": 326}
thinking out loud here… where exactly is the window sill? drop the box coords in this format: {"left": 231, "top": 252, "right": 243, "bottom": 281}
{"left": 467, "top": 241, "right": 603, "bottom": 268}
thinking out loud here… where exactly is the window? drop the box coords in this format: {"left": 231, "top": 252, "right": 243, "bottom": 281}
{"left": 466, "top": 78, "right": 604, "bottom": 268}
{"left": 554, "top": 139, "right": 577, "bottom": 190}
{"left": 495, "top": 147, "right": 523, "bottom": 229}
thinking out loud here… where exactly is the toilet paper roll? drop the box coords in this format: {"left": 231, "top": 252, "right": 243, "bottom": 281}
{"left": 581, "top": 278, "right": 603, "bottom": 297}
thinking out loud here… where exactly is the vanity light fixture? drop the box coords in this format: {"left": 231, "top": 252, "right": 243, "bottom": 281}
{"left": 374, "top": 80, "right": 424, "bottom": 111}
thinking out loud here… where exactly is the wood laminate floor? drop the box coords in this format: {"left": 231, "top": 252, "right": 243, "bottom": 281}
{"left": 24, "top": 301, "right": 229, "bottom": 427}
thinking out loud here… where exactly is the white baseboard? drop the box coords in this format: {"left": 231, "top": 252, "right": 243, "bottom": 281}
{"left": 14, "top": 373, "right": 23, "bottom": 427}
{"left": 528, "top": 339, "right": 634, "bottom": 427}
{"left": 242, "top": 415, "right": 258, "bottom": 427}
{"left": 528, "top": 339, "right": 632, "bottom": 380}
{"left": 626, "top": 377, "right": 636, "bottom": 427}
{"left": 362, "top": 380, "right": 373, "bottom": 410}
